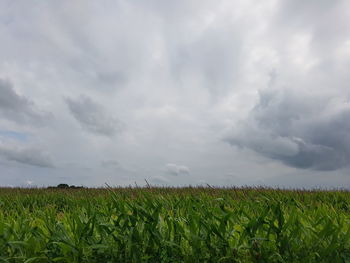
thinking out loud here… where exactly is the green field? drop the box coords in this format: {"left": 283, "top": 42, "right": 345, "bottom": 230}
{"left": 0, "top": 187, "right": 349, "bottom": 262}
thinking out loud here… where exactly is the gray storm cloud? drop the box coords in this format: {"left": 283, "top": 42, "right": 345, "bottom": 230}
{"left": 101, "top": 160, "right": 120, "bottom": 168}
{"left": 0, "top": 144, "right": 54, "bottom": 168}
{"left": 0, "top": 79, "right": 52, "bottom": 126}
{"left": 225, "top": 88, "right": 350, "bottom": 171}
{"left": 65, "top": 95, "right": 123, "bottom": 137}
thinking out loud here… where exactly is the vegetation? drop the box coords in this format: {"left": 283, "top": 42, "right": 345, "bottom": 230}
{"left": 0, "top": 186, "right": 349, "bottom": 262}
{"left": 48, "top": 184, "right": 83, "bottom": 189}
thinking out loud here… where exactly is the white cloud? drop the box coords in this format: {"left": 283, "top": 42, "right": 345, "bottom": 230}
{"left": 165, "top": 163, "right": 190, "bottom": 176}
{"left": 149, "top": 175, "right": 170, "bottom": 185}
{"left": 26, "top": 180, "right": 33, "bottom": 186}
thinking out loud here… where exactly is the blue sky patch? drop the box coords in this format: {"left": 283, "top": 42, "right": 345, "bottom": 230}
{"left": 0, "top": 130, "right": 29, "bottom": 142}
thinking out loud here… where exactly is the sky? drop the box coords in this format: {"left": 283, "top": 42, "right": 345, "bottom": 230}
{"left": 0, "top": 0, "right": 350, "bottom": 188}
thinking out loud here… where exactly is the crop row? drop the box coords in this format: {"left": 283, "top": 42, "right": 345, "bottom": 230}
{"left": 0, "top": 188, "right": 349, "bottom": 262}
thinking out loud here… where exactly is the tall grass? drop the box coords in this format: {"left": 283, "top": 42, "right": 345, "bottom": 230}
{"left": 0, "top": 187, "right": 349, "bottom": 262}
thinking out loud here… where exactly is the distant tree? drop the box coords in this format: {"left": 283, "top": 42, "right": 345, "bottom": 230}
{"left": 57, "top": 184, "right": 69, "bottom": 189}
{"left": 69, "top": 185, "right": 83, "bottom": 189}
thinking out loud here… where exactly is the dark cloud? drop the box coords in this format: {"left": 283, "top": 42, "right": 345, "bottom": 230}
{"left": 0, "top": 144, "right": 54, "bottom": 168}
{"left": 0, "top": 79, "right": 52, "bottom": 125}
{"left": 225, "top": 88, "right": 350, "bottom": 171}
{"left": 65, "top": 95, "right": 123, "bottom": 137}
{"left": 96, "top": 71, "right": 126, "bottom": 87}
{"left": 101, "top": 160, "right": 120, "bottom": 168}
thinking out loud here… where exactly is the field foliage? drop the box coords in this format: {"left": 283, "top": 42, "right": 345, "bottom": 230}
{"left": 0, "top": 187, "right": 349, "bottom": 262}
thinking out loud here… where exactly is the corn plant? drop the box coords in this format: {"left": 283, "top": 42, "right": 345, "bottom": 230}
{"left": 0, "top": 187, "right": 349, "bottom": 262}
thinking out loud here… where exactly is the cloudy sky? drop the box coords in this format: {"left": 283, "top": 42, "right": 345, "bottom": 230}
{"left": 0, "top": 0, "right": 350, "bottom": 188}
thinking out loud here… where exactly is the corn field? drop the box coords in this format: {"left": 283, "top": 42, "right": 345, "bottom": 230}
{"left": 0, "top": 187, "right": 349, "bottom": 262}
